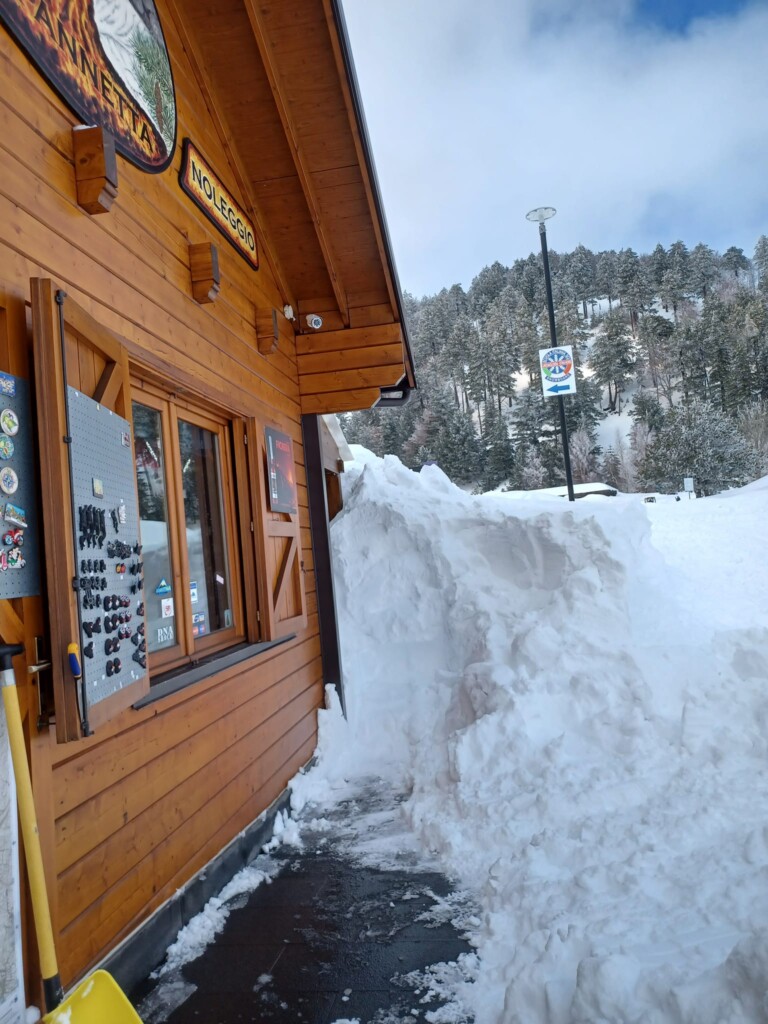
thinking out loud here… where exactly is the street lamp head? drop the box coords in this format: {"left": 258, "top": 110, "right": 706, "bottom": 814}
{"left": 526, "top": 206, "right": 557, "bottom": 223}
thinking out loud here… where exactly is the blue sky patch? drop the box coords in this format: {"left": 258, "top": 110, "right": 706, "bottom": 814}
{"left": 635, "top": 0, "right": 757, "bottom": 33}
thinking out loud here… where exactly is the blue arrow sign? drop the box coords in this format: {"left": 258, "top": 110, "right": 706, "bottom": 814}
{"left": 547, "top": 384, "right": 572, "bottom": 393}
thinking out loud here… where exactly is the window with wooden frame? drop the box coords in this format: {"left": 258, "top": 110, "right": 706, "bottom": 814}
{"left": 132, "top": 379, "right": 247, "bottom": 676}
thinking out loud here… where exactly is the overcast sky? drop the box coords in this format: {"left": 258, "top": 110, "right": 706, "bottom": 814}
{"left": 342, "top": 0, "right": 768, "bottom": 297}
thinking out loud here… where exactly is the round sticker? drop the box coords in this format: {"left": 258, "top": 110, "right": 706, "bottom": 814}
{"left": 0, "top": 468, "right": 18, "bottom": 495}
{"left": 0, "top": 436, "right": 14, "bottom": 460}
{"left": 0, "top": 409, "right": 19, "bottom": 436}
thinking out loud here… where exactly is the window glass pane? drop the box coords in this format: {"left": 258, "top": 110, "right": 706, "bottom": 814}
{"left": 133, "top": 403, "right": 177, "bottom": 653}
{"left": 178, "top": 419, "right": 232, "bottom": 638}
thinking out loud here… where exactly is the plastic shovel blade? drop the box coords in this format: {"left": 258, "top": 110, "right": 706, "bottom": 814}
{"left": 42, "top": 970, "right": 143, "bottom": 1023}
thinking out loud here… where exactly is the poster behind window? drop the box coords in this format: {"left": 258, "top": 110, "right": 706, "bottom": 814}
{"left": 265, "top": 427, "right": 298, "bottom": 514}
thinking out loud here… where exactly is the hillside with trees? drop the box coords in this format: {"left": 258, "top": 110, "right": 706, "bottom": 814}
{"left": 342, "top": 237, "right": 768, "bottom": 495}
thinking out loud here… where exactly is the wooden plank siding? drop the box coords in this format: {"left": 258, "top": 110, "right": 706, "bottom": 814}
{"left": 0, "top": 5, "right": 327, "bottom": 993}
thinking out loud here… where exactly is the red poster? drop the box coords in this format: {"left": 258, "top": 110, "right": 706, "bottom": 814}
{"left": 265, "top": 427, "right": 297, "bottom": 514}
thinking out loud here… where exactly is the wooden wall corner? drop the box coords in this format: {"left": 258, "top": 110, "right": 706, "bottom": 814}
{"left": 72, "top": 126, "right": 118, "bottom": 215}
{"left": 189, "top": 242, "right": 221, "bottom": 304}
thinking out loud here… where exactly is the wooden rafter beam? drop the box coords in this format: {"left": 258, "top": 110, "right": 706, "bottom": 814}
{"left": 242, "top": 0, "right": 350, "bottom": 327}
{"left": 164, "top": 0, "right": 298, "bottom": 313}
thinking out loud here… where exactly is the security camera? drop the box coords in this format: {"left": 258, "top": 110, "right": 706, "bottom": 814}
{"left": 283, "top": 304, "right": 295, "bottom": 321}
{"left": 305, "top": 314, "right": 323, "bottom": 330}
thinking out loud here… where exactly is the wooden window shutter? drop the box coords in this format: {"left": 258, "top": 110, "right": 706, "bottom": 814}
{"left": 246, "top": 418, "right": 307, "bottom": 639}
{"left": 31, "top": 279, "right": 148, "bottom": 741}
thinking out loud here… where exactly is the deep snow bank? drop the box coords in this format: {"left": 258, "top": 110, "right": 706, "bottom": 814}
{"left": 294, "top": 451, "right": 768, "bottom": 1024}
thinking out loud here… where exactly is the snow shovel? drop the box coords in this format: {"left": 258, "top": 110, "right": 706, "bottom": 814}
{"left": 0, "top": 642, "right": 144, "bottom": 1023}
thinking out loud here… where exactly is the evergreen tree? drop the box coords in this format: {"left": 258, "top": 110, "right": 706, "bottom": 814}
{"left": 722, "top": 246, "right": 750, "bottom": 281}
{"left": 467, "top": 262, "right": 509, "bottom": 317}
{"left": 649, "top": 244, "right": 669, "bottom": 291}
{"left": 754, "top": 236, "right": 768, "bottom": 294}
{"left": 595, "top": 250, "right": 618, "bottom": 309}
{"left": 481, "top": 403, "right": 515, "bottom": 489}
{"left": 688, "top": 243, "right": 718, "bottom": 299}
{"left": 568, "top": 244, "right": 597, "bottom": 319}
{"left": 631, "top": 391, "right": 666, "bottom": 431}
{"left": 599, "top": 447, "right": 622, "bottom": 489}
{"left": 441, "top": 314, "right": 474, "bottom": 411}
{"left": 589, "top": 312, "right": 636, "bottom": 412}
{"left": 483, "top": 289, "right": 522, "bottom": 412}
{"left": 617, "top": 248, "right": 651, "bottom": 331}
{"left": 639, "top": 403, "right": 754, "bottom": 494}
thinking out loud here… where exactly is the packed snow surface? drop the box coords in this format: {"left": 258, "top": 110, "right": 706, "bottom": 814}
{"left": 292, "top": 447, "right": 768, "bottom": 1023}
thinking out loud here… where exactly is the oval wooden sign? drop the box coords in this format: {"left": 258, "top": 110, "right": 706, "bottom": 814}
{"left": 0, "top": 0, "right": 177, "bottom": 173}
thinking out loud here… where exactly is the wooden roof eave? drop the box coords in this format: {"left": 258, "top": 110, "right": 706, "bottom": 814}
{"left": 242, "top": 0, "right": 351, "bottom": 328}
{"left": 321, "top": 0, "right": 416, "bottom": 390}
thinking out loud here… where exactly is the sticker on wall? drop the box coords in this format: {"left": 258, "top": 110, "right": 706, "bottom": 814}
{"left": 0, "top": 1, "right": 177, "bottom": 173}
{"left": 3, "top": 504, "right": 26, "bottom": 529}
{"left": 190, "top": 580, "right": 198, "bottom": 604}
{"left": 157, "top": 625, "right": 174, "bottom": 644}
{"left": 155, "top": 577, "right": 172, "bottom": 595}
{"left": 161, "top": 597, "right": 174, "bottom": 619}
{"left": 0, "top": 437, "right": 14, "bottom": 461}
{"left": 0, "top": 468, "right": 18, "bottom": 496}
{"left": 0, "top": 409, "right": 19, "bottom": 436}
{"left": 0, "top": 374, "right": 16, "bottom": 398}
{"left": 6, "top": 548, "right": 24, "bottom": 570}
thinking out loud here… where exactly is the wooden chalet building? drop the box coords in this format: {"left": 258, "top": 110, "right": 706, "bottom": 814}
{"left": 0, "top": 0, "right": 414, "bottom": 1008}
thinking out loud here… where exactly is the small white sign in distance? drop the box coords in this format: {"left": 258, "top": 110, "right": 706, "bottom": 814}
{"left": 539, "top": 345, "right": 577, "bottom": 397}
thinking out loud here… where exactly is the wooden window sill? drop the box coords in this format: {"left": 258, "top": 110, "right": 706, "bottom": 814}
{"left": 133, "top": 635, "right": 295, "bottom": 708}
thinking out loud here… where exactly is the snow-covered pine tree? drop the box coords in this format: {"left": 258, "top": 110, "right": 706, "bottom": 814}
{"left": 688, "top": 242, "right": 719, "bottom": 299}
{"left": 722, "top": 246, "right": 751, "bottom": 282}
{"left": 481, "top": 403, "right": 515, "bottom": 490}
{"left": 589, "top": 311, "right": 636, "bottom": 412}
{"left": 649, "top": 243, "right": 669, "bottom": 291}
{"left": 567, "top": 244, "right": 597, "bottom": 320}
{"left": 639, "top": 403, "right": 755, "bottom": 494}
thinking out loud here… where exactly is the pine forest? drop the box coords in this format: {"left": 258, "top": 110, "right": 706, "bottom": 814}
{"left": 342, "top": 237, "right": 768, "bottom": 496}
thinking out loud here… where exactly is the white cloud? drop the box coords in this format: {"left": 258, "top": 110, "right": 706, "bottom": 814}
{"left": 343, "top": 0, "right": 768, "bottom": 295}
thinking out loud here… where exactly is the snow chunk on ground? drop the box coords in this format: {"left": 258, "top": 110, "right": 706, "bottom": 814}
{"left": 294, "top": 449, "right": 768, "bottom": 1024}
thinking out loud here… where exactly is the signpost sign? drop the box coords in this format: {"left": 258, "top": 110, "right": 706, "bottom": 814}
{"left": 539, "top": 346, "right": 577, "bottom": 398}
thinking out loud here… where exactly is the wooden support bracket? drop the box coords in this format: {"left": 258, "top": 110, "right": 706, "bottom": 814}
{"left": 256, "top": 309, "right": 279, "bottom": 355}
{"left": 189, "top": 242, "right": 221, "bottom": 304}
{"left": 72, "top": 125, "right": 118, "bottom": 215}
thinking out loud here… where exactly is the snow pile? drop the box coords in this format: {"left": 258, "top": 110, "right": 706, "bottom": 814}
{"left": 294, "top": 449, "right": 768, "bottom": 1023}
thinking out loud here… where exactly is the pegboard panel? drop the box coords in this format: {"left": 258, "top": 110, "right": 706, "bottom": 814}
{"left": 67, "top": 387, "right": 147, "bottom": 708}
{"left": 0, "top": 374, "right": 40, "bottom": 599}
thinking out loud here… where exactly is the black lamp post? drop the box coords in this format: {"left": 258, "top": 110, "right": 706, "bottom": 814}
{"left": 526, "top": 206, "right": 575, "bottom": 502}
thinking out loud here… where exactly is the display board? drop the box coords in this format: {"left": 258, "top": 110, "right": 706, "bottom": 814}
{"left": 67, "top": 388, "right": 147, "bottom": 708}
{"left": 0, "top": 374, "right": 40, "bottom": 600}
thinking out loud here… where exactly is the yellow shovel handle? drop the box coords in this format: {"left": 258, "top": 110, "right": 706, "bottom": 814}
{"left": 2, "top": 683, "right": 60, "bottom": 985}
